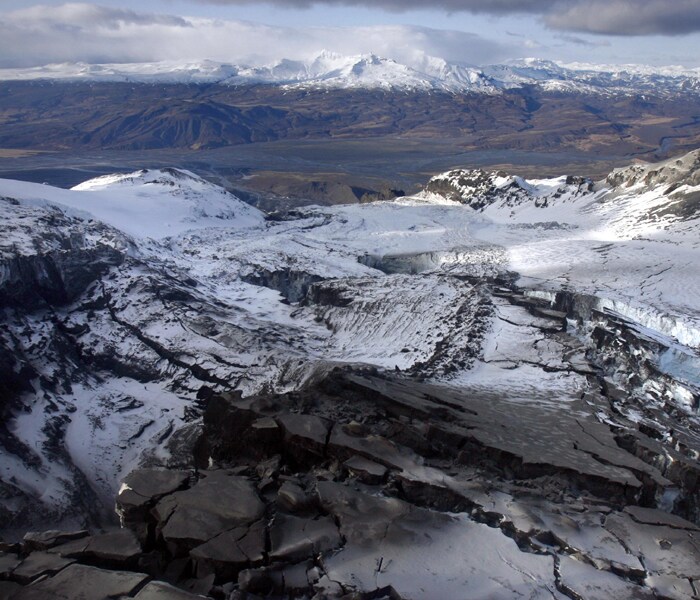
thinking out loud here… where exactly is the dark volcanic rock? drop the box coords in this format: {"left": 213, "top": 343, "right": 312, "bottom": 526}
{"left": 10, "top": 347, "right": 700, "bottom": 599}
{"left": 17, "top": 563, "right": 149, "bottom": 600}
{"left": 0, "top": 553, "right": 21, "bottom": 579}
{"left": 49, "top": 529, "right": 142, "bottom": 568}
{"left": 154, "top": 470, "right": 265, "bottom": 555}
{"left": 10, "top": 551, "right": 75, "bottom": 584}
{"left": 133, "top": 581, "right": 204, "bottom": 599}
{"left": 202, "top": 394, "right": 283, "bottom": 464}
{"left": 276, "top": 481, "right": 314, "bottom": 513}
{"left": 268, "top": 513, "right": 342, "bottom": 562}
{"left": 343, "top": 455, "right": 388, "bottom": 484}
{"left": 0, "top": 246, "right": 123, "bottom": 309}
{"left": 22, "top": 530, "right": 89, "bottom": 552}
{"left": 276, "top": 413, "right": 332, "bottom": 465}
{"left": 116, "top": 469, "right": 191, "bottom": 545}
{"left": 190, "top": 520, "right": 266, "bottom": 581}
{"left": 0, "top": 581, "right": 22, "bottom": 599}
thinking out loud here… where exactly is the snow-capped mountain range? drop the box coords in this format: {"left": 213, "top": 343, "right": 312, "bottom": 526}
{"left": 2, "top": 52, "right": 700, "bottom": 95}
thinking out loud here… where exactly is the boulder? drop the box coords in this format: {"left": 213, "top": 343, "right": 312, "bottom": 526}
{"left": 154, "top": 471, "right": 265, "bottom": 555}
{"left": 277, "top": 481, "right": 314, "bottom": 513}
{"left": 0, "top": 581, "right": 22, "bottom": 599}
{"left": 133, "top": 581, "right": 204, "bottom": 599}
{"left": 16, "top": 563, "right": 148, "bottom": 600}
{"left": 11, "top": 552, "right": 75, "bottom": 585}
{"left": 116, "top": 469, "right": 191, "bottom": 519}
{"left": 0, "top": 553, "right": 21, "bottom": 579}
{"left": 116, "top": 469, "right": 191, "bottom": 544}
{"left": 276, "top": 414, "right": 331, "bottom": 466}
{"left": 190, "top": 520, "right": 265, "bottom": 581}
{"left": 203, "top": 394, "right": 282, "bottom": 462}
{"left": 22, "top": 530, "right": 89, "bottom": 552}
{"left": 344, "top": 455, "right": 388, "bottom": 484}
{"left": 269, "top": 514, "right": 341, "bottom": 562}
{"left": 50, "top": 529, "right": 142, "bottom": 567}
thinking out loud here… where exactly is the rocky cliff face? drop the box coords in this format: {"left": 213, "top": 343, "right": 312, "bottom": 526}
{"left": 0, "top": 246, "right": 124, "bottom": 308}
{"left": 425, "top": 168, "right": 594, "bottom": 210}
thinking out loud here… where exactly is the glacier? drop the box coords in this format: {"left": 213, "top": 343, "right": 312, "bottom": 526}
{"left": 0, "top": 151, "right": 699, "bottom": 598}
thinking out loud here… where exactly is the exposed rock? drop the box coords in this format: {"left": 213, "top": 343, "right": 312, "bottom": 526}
{"left": 11, "top": 551, "right": 75, "bottom": 584}
{"left": 116, "top": 470, "right": 191, "bottom": 517}
{"left": 556, "top": 556, "right": 654, "bottom": 599}
{"left": 5, "top": 349, "right": 698, "bottom": 599}
{"left": 0, "top": 553, "right": 21, "bottom": 578}
{"left": 425, "top": 168, "right": 592, "bottom": 211}
{"left": 116, "top": 469, "right": 191, "bottom": 545}
{"left": 328, "top": 425, "right": 420, "bottom": 472}
{"left": 202, "top": 395, "right": 283, "bottom": 463}
{"left": 49, "top": 529, "right": 142, "bottom": 567}
{"left": 269, "top": 514, "right": 342, "bottom": 562}
{"left": 276, "top": 413, "right": 332, "bottom": 465}
{"left": 238, "top": 565, "right": 284, "bottom": 596}
{"left": 277, "top": 481, "right": 314, "bottom": 513}
{"left": 180, "top": 573, "right": 215, "bottom": 596}
{"left": 133, "top": 581, "right": 204, "bottom": 599}
{"left": 240, "top": 267, "right": 323, "bottom": 303}
{"left": 17, "top": 563, "right": 148, "bottom": 600}
{"left": 22, "top": 530, "right": 89, "bottom": 552}
{"left": 0, "top": 246, "right": 123, "bottom": 309}
{"left": 154, "top": 470, "right": 265, "bottom": 555}
{"left": 604, "top": 511, "right": 700, "bottom": 579}
{"left": 190, "top": 520, "right": 266, "bottom": 581}
{"left": 0, "top": 581, "right": 22, "bottom": 599}
{"left": 344, "top": 456, "right": 388, "bottom": 484}
{"left": 255, "top": 455, "right": 282, "bottom": 480}
{"left": 251, "top": 417, "right": 280, "bottom": 437}
{"left": 277, "top": 560, "right": 314, "bottom": 595}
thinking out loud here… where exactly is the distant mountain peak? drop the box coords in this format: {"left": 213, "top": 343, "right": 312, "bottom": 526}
{"left": 1, "top": 54, "right": 699, "bottom": 96}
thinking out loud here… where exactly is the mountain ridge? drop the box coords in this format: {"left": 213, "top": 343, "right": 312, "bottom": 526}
{"left": 2, "top": 52, "right": 700, "bottom": 96}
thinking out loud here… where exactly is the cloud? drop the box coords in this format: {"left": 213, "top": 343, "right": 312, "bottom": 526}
{"left": 199, "top": 0, "right": 555, "bottom": 12}
{"left": 545, "top": 1, "right": 700, "bottom": 36}
{"left": 8, "top": 3, "right": 190, "bottom": 29}
{"left": 0, "top": 3, "right": 513, "bottom": 68}
{"left": 198, "top": 0, "right": 700, "bottom": 36}
{"left": 554, "top": 34, "right": 611, "bottom": 48}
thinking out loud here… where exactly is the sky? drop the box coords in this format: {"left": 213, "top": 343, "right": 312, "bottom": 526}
{"left": 1, "top": 0, "right": 700, "bottom": 69}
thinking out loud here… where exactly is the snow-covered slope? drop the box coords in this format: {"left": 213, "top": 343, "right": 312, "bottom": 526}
{"left": 423, "top": 152, "right": 700, "bottom": 346}
{"left": 0, "top": 152, "right": 699, "bottom": 543}
{"left": 1, "top": 52, "right": 699, "bottom": 96}
{"left": 0, "top": 168, "right": 263, "bottom": 246}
